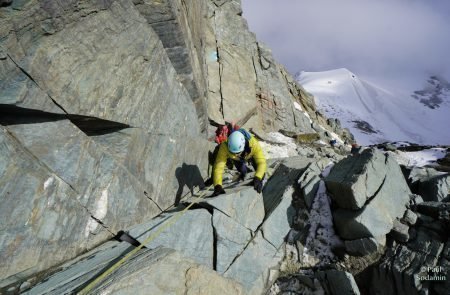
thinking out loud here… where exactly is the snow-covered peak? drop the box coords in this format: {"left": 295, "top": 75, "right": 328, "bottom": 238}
{"left": 297, "top": 69, "right": 450, "bottom": 145}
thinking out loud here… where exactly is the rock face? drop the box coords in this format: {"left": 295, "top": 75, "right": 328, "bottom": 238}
{"left": 134, "top": 0, "right": 209, "bottom": 133}
{"left": 203, "top": 0, "right": 316, "bottom": 133}
{"left": 325, "top": 149, "right": 411, "bottom": 241}
{"left": 370, "top": 202, "right": 449, "bottom": 295}
{"left": 1, "top": 0, "right": 200, "bottom": 136}
{"left": 0, "top": 0, "right": 218, "bottom": 287}
{"left": 17, "top": 158, "right": 304, "bottom": 294}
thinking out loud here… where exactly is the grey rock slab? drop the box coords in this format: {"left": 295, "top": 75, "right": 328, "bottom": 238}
{"left": 5, "top": 121, "right": 161, "bottom": 231}
{"left": 224, "top": 231, "right": 282, "bottom": 294}
{"left": 90, "top": 247, "right": 245, "bottom": 295}
{"left": 203, "top": 186, "right": 264, "bottom": 232}
{"left": 317, "top": 270, "right": 360, "bottom": 295}
{"left": 24, "top": 245, "right": 245, "bottom": 295}
{"left": 0, "top": 55, "right": 64, "bottom": 114}
{"left": 264, "top": 157, "right": 311, "bottom": 215}
{"left": 261, "top": 186, "right": 296, "bottom": 249}
{"left": 213, "top": 209, "right": 252, "bottom": 274}
{"left": 0, "top": 127, "right": 104, "bottom": 286}
{"left": 91, "top": 128, "right": 214, "bottom": 211}
{"left": 325, "top": 148, "right": 389, "bottom": 210}
{"left": 129, "top": 209, "right": 214, "bottom": 268}
{"left": 1, "top": 0, "right": 200, "bottom": 136}
{"left": 20, "top": 241, "right": 131, "bottom": 295}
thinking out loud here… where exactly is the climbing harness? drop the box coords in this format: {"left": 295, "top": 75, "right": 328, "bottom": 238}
{"left": 78, "top": 184, "right": 213, "bottom": 295}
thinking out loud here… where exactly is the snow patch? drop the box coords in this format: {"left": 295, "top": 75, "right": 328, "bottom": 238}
{"left": 302, "top": 179, "right": 342, "bottom": 267}
{"left": 303, "top": 111, "right": 313, "bottom": 123}
{"left": 84, "top": 188, "right": 109, "bottom": 238}
{"left": 294, "top": 101, "right": 303, "bottom": 111}
{"left": 259, "top": 132, "right": 298, "bottom": 159}
{"left": 389, "top": 148, "right": 447, "bottom": 167}
{"left": 44, "top": 177, "right": 54, "bottom": 190}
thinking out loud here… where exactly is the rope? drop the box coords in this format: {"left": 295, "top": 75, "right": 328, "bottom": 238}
{"left": 78, "top": 184, "right": 213, "bottom": 295}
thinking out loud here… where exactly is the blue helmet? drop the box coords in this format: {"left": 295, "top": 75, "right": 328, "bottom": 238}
{"left": 228, "top": 131, "right": 246, "bottom": 154}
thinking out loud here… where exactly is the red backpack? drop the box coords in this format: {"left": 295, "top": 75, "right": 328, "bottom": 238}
{"left": 215, "top": 122, "right": 240, "bottom": 144}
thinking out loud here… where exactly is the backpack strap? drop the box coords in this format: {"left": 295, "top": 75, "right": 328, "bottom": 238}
{"left": 237, "top": 128, "right": 252, "bottom": 141}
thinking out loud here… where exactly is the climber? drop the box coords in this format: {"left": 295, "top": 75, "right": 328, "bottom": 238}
{"left": 205, "top": 121, "right": 240, "bottom": 186}
{"left": 212, "top": 128, "right": 267, "bottom": 196}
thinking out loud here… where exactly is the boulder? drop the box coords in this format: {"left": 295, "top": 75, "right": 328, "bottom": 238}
{"left": 325, "top": 149, "right": 391, "bottom": 210}
{"left": 129, "top": 209, "right": 214, "bottom": 268}
{"left": 408, "top": 167, "right": 450, "bottom": 202}
{"left": 402, "top": 209, "right": 418, "bottom": 225}
{"left": 328, "top": 149, "right": 411, "bottom": 241}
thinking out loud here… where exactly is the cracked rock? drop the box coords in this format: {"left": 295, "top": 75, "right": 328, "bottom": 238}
{"left": 328, "top": 149, "right": 411, "bottom": 241}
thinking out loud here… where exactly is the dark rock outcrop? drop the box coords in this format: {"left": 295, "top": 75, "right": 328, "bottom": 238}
{"left": 370, "top": 204, "right": 449, "bottom": 295}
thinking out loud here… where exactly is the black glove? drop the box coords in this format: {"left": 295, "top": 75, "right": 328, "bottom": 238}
{"left": 212, "top": 185, "right": 225, "bottom": 196}
{"left": 253, "top": 177, "right": 263, "bottom": 193}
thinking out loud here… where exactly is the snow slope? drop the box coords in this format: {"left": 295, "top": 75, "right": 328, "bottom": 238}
{"left": 297, "top": 68, "right": 450, "bottom": 145}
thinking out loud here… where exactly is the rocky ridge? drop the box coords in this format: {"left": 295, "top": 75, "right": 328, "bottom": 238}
{"left": 0, "top": 0, "right": 448, "bottom": 294}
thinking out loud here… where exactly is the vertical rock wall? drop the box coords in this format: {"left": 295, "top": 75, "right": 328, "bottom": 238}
{"left": 203, "top": 0, "right": 316, "bottom": 134}
{"left": 0, "top": 0, "right": 210, "bottom": 287}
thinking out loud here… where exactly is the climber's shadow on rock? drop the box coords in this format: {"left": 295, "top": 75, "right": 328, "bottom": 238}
{"left": 175, "top": 163, "right": 205, "bottom": 206}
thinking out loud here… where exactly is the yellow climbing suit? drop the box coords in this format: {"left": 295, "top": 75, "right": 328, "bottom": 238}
{"left": 213, "top": 135, "right": 267, "bottom": 186}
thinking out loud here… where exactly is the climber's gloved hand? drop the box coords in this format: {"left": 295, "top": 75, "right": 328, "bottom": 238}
{"left": 212, "top": 184, "right": 225, "bottom": 197}
{"left": 253, "top": 177, "right": 263, "bottom": 193}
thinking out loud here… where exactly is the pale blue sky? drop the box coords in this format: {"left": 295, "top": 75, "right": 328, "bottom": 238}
{"left": 241, "top": 0, "right": 450, "bottom": 87}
